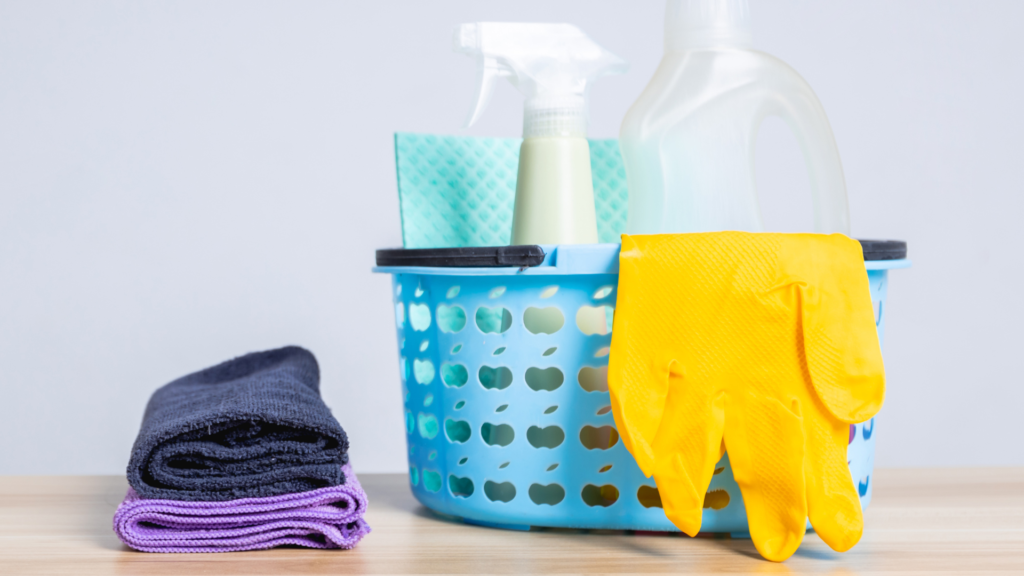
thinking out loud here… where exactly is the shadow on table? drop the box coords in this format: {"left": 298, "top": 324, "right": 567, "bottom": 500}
{"left": 376, "top": 474, "right": 845, "bottom": 571}
{"left": 89, "top": 476, "right": 134, "bottom": 552}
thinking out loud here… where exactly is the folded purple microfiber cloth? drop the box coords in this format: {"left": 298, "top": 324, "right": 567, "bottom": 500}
{"left": 113, "top": 463, "right": 370, "bottom": 553}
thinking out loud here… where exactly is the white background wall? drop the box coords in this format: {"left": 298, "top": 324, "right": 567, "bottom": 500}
{"left": 1, "top": 1, "right": 1021, "bottom": 475}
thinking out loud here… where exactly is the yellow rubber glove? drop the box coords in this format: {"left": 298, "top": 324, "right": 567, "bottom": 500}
{"left": 608, "top": 232, "right": 885, "bottom": 562}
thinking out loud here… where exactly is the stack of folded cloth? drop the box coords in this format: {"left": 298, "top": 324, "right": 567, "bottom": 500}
{"left": 114, "top": 346, "right": 370, "bottom": 553}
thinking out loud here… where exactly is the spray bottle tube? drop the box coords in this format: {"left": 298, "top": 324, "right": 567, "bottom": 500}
{"left": 454, "top": 23, "right": 627, "bottom": 245}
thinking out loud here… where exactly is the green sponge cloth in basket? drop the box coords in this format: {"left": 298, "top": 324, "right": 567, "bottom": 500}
{"left": 394, "top": 133, "right": 628, "bottom": 249}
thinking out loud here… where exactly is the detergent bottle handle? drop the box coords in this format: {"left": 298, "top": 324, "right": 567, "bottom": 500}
{"left": 757, "top": 68, "right": 851, "bottom": 235}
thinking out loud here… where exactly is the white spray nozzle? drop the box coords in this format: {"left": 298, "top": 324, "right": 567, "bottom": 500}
{"left": 454, "top": 22, "right": 627, "bottom": 138}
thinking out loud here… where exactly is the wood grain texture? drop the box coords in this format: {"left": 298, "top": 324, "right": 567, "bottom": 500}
{"left": 1, "top": 468, "right": 1022, "bottom": 575}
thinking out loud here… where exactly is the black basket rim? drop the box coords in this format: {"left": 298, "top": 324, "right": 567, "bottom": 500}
{"left": 376, "top": 239, "right": 907, "bottom": 268}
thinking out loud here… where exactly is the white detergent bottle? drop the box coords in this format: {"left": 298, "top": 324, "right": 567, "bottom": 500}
{"left": 455, "top": 23, "right": 627, "bottom": 245}
{"left": 620, "top": 0, "right": 850, "bottom": 235}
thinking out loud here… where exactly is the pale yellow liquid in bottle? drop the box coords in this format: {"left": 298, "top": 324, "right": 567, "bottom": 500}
{"left": 512, "top": 136, "right": 607, "bottom": 335}
{"left": 511, "top": 137, "right": 598, "bottom": 246}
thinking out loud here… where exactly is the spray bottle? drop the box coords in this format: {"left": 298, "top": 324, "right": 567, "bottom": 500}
{"left": 455, "top": 23, "right": 627, "bottom": 245}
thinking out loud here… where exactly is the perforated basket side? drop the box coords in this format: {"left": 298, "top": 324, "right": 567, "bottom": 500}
{"left": 387, "top": 266, "right": 889, "bottom": 532}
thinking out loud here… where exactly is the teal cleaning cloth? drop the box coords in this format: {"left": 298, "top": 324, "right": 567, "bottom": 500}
{"left": 394, "top": 133, "right": 628, "bottom": 249}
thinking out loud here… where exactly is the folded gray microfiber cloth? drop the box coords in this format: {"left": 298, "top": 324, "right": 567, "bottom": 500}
{"left": 127, "top": 346, "right": 349, "bottom": 501}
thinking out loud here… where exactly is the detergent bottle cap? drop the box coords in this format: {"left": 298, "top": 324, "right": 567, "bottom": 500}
{"left": 454, "top": 22, "right": 627, "bottom": 138}
{"left": 665, "top": 0, "right": 753, "bottom": 51}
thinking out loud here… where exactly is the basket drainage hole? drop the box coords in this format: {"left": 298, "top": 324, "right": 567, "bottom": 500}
{"left": 445, "top": 418, "right": 471, "bottom": 443}
{"left": 637, "top": 485, "right": 728, "bottom": 510}
{"left": 542, "top": 347, "right": 557, "bottom": 357}
{"left": 423, "top": 393, "right": 433, "bottom": 407}
{"left": 449, "top": 475, "right": 474, "bottom": 498}
{"left": 594, "top": 347, "right": 610, "bottom": 358}
{"left": 423, "top": 470, "right": 442, "bottom": 493}
{"left": 544, "top": 405, "right": 558, "bottom": 414}
{"left": 576, "top": 305, "right": 613, "bottom": 336}
{"left": 527, "top": 425, "right": 565, "bottom": 449}
{"left": 496, "top": 404, "right": 508, "bottom": 413}
{"left": 579, "top": 366, "right": 608, "bottom": 392}
{"left": 458, "top": 457, "right": 468, "bottom": 465}
{"left": 546, "top": 463, "right": 558, "bottom": 472}
{"left": 529, "top": 483, "right": 565, "bottom": 506}
{"left": 539, "top": 286, "right": 559, "bottom": 299}
{"left": 414, "top": 283, "right": 424, "bottom": 298}
{"left": 499, "top": 461, "right": 510, "bottom": 469}
{"left": 417, "top": 413, "right": 439, "bottom": 439}
{"left": 413, "top": 359, "right": 435, "bottom": 385}
{"left": 438, "top": 304, "right": 467, "bottom": 333}
{"left": 409, "top": 303, "right": 431, "bottom": 331}
{"left": 596, "top": 405, "right": 611, "bottom": 416}
{"left": 409, "top": 466, "right": 418, "bottom": 487}
{"left": 451, "top": 344, "right": 463, "bottom": 354}
{"left": 493, "top": 346, "right": 506, "bottom": 355}
{"left": 481, "top": 423, "right": 515, "bottom": 447}
{"left": 446, "top": 286, "right": 460, "bottom": 299}
{"left": 524, "top": 307, "right": 565, "bottom": 334}
{"left": 419, "top": 340, "right": 429, "bottom": 352}
{"left": 526, "top": 367, "right": 563, "bottom": 391}
{"left": 479, "top": 366, "right": 513, "bottom": 390}
{"left": 593, "top": 285, "right": 614, "bottom": 299}
{"left": 489, "top": 286, "right": 507, "bottom": 299}
{"left": 441, "top": 363, "right": 468, "bottom": 388}
{"left": 428, "top": 451, "right": 437, "bottom": 461}
{"left": 599, "top": 464, "right": 612, "bottom": 473}
{"left": 484, "top": 481, "right": 516, "bottom": 503}
{"left": 582, "top": 484, "right": 619, "bottom": 507}
{"left": 580, "top": 425, "right": 619, "bottom": 450}
{"left": 637, "top": 485, "right": 662, "bottom": 509}
{"left": 476, "top": 306, "right": 512, "bottom": 334}
{"left": 454, "top": 400, "right": 466, "bottom": 410}
{"left": 704, "top": 489, "right": 731, "bottom": 510}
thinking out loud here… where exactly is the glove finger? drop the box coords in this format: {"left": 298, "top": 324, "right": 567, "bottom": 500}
{"left": 803, "top": 396, "right": 864, "bottom": 552}
{"left": 787, "top": 235, "right": 886, "bottom": 424}
{"left": 725, "top": 391, "right": 807, "bottom": 562}
{"left": 607, "top": 235, "right": 673, "bottom": 475}
{"left": 608, "top": 350, "right": 674, "bottom": 477}
{"left": 651, "top": 361, "right": 725, "bottom": 537}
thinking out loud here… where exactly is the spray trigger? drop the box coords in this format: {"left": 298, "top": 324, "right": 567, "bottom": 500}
{"left": 453, "top": 22, "right": 626, "bottom": 135}
{"left": 465, "top": 57, "right": 511, "bottom": 128}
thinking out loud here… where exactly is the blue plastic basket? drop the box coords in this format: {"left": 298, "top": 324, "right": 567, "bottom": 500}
{"left": 374, "top": 243, "right": 909, "bottom": 534}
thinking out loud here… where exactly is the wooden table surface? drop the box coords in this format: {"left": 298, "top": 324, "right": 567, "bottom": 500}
{"left": 1, "top": 468, "right": 1022, "bottom": 575}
